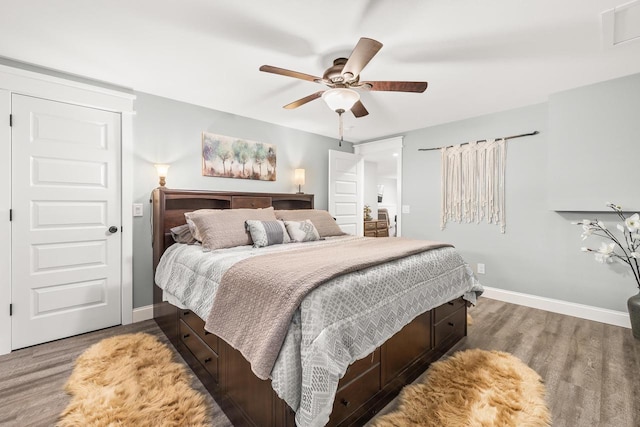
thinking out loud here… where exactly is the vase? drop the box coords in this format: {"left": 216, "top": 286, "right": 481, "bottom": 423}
{"left": 628, "top": 291, "right": 640, "bottom": 340}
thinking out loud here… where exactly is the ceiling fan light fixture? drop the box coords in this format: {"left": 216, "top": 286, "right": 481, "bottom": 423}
{"left": 322, "top": 88, "right": 360, "bottom": 112}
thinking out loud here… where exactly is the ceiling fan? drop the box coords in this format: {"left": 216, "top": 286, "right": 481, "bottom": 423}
{"left": 259, "top": 37, "right": 428, "bottom": 118}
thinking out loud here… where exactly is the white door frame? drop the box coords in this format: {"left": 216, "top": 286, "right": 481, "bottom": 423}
{"left": 353, "top": 136, "right": 404, "bottom": 236}
{"left": 0, "top": 64, "right": 135, "bottom": 355}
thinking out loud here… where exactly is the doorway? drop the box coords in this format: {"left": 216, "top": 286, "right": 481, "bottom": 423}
{"left": 353, "top": 136, "right": 403, "bottom": 237}
{"left": 0, "top": 64, "right": 135, "bottom": 356}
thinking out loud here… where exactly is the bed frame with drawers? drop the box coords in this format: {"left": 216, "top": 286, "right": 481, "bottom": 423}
{"left": 152, "top": 188, "right": 467, "bottom": 426}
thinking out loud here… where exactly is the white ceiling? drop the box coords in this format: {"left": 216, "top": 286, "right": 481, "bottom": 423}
{"left": 1, "top": 0, "right": 640, "bottom": 143}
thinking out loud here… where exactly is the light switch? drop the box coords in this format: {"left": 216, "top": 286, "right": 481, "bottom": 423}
{"left": 402, "top": 205, "right": 410, "bottom": 214}
{"left": 133, "top": 203, "right": 144, "bottom": 217}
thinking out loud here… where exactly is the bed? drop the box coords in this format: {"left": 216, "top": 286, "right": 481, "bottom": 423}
{"left": 152, "top": 188, "right": 482, "bottom": 427}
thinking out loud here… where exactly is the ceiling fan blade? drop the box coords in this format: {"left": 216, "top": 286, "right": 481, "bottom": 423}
{"left": 342, "top": 38, "right": 383, "bottom": 79}
{"left": 351, "top": 100, "right": 369, "bottom": 118}
{"left": 283, "top": 91, "right": 324, "bottom": 109}
{"left": 362, "top": 81, "right": 428, "bottom": 93}
{"left": 259, "top": 65, "right": 322, "bottom": 83}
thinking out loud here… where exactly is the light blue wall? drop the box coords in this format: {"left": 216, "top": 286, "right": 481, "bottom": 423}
{"left": 548, "top": 73, "right": 640, "bottom": 211}
{"left": 132, "top": 92, "right": 352, "bottom": 307}
{"left": 399, "top": 75, "right": 640, "bottom": 312}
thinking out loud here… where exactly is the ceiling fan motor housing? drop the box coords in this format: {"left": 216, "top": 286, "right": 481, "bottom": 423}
{"left": 323, "top": 58, "right": 352, "bottom": 83}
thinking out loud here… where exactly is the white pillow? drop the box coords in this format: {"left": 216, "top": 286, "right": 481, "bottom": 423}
{"left": 245, "top": 220, "right": 291, "bottom": 248}
{"left": 284, "top": 219, "right": 320, "bottom": 242}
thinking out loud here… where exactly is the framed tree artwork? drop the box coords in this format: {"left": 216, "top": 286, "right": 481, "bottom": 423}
{"left": 202, "top": 132, "right": 276, "bottom": 181}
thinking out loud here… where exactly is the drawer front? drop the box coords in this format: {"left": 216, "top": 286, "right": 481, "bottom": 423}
{"left": 376, "top": 221, "right": 387, "bottom": 230}
{"left": 338, "top": 348, "right": 380, "bottom": 388}
{"left": 364, "top": 221, "right": 376, "bottom": 231}
{"left": 364, "top": 231, "right": 377, "bottom": 237}
{"left": 381, "top": 310, "right": 431, "bottom": 385}
{"left": 433, "top": 308, "right": 466, "bottom": 348}
{"left": 376, "top": 229, "right": 389, "bottom": 237}
{"left": 434, "top": 297, "right": 466, "bottom": 324}
{"left": 331, "top": 366, "right": 380, "bottom": 425}
{"left": 179, "top": 320, "right": 219, "bottom": 382}
{"left": 180, "top": 309, "right": 218, "bottom": 353}
{"left": 231, "top": 196, "right": 272, "bottom": 209}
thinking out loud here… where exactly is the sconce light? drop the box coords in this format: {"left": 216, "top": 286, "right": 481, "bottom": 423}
{"left": 294, "top": 168, "right": 305, "bottom": 194}
{"left": 154, "top": 164, "right": 170, "bottom": 187}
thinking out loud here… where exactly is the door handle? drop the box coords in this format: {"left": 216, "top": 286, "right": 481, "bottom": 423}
{"left": 108, "top": 226, "right": 118, "bottom": 234}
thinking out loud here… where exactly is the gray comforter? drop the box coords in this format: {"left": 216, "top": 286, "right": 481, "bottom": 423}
{"left": 155, "top": 236, "right": 483, "bottom": 427}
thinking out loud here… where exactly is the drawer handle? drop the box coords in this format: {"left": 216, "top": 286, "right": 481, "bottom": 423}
{"left": 447, "top": 301, "right": 455, "bottom": 306}
{"left": 204, "top": 357, "right": 212, "bottom": 363}
{"left": 183, "top": 333, "right": 190, "bottom": 339}
{"left": 183, "top": 310, "right": 190, "bottom": 315}
{"left": 341, "top": 398, "right": 350, "bottom": 407}
{"left": 448, "top": 322, "right": 455, "bottom": 327}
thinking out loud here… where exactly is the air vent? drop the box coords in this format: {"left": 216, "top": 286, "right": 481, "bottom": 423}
{"left": 602, "top": 0, "right": 640, "bottom": 47}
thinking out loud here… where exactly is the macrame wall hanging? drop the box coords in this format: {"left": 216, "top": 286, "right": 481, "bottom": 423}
{"left": 440, "top": 138, "right": 507, "bottom": 233}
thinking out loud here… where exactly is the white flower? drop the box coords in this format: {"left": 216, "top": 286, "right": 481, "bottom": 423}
{"left": 578, "top": 204, "right": 640, "bottom": 287}
{"left": 598, "top": 242, "right": 615, "bottom": 254}
{"left": 626, "top": 213, "right": 640, "bottom": 232}
{"left": 594, "top": 243, "right": 616, "bottom": 263}
{"left": 594, "top": 253, "right": 613, "bottom": 263}
{"left": 581, "top": 226, "right": 593, "bottom": 240}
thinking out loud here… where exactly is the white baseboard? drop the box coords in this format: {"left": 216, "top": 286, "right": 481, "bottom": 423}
{"left": 132, "top": 305, "right": 154, "bottom": 323}
{"left": 482, "top": 286, "right": 631, "bottom": 329}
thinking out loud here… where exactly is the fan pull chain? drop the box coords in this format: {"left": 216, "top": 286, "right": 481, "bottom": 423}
{"left": 338, "top": 110, "right": 344, "bottom": 147}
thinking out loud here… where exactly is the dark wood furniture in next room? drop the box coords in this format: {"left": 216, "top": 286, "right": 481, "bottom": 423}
{"left": 152, "top": 188, "right": 467, "bottom": 427}
{"left": 364, "top": 219, "right": 389, "bottom": 237}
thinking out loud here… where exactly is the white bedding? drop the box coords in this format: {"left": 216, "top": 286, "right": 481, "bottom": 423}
{"left": 155, "top": 236, "right": 483, "bottom": 427}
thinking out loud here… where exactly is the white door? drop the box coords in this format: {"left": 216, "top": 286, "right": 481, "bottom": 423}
{"left": 11, "top": 94, "right": 122, "bottom": 349}
{"left": 328, "top": 150, "right": 364, "bottom": 236}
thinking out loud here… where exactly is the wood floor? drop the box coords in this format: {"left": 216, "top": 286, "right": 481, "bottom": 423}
{"left": 0, "top": 298, "right": 638, "bottom": 426}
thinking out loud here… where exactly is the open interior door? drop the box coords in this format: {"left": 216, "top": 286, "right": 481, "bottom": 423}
{"left": 328, "top": 150, "right": 364, "bottom": 236}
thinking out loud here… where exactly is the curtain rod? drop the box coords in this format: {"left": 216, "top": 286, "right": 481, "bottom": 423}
{"left": 417, "top": 131, "right": 539, "bottom": 151}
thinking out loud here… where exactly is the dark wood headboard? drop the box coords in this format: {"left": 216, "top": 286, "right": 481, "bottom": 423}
{"left": 151, "top": 188, "right": 315, "bottom": 271}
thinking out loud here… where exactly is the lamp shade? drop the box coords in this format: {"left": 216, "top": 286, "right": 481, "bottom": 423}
{"left": 321, "top": 88, "right": 360, "bottom": 112}
{"left": 154, "top": 164, "right": 170, "bottom": 187}
{"left": 294, "top": 168, "right": 305, "bottom": 186}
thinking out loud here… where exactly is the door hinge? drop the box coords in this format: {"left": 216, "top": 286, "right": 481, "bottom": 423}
{"left": 9, "top": 304, "right": 12, "bottom": 316}
{"left": 9, "top": 209, "right": 12, "bottom": 221}
{"left": 9, "top": 114, "right": 12, "bottom": 127}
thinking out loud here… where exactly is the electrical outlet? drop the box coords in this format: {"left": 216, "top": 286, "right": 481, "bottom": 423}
{"left": 402, "top": 205, "right": 411, "bottom": 214}
{"left": 477, "top": 263, "right": 485, "bottom": 274}
{"left": 132, "top": 203, "right": 144, "bottom": 217}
